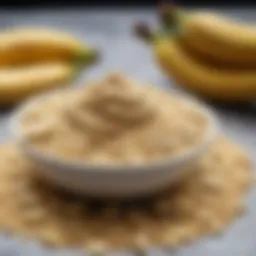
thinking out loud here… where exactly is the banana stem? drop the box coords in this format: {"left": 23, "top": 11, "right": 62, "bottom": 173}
{"left": 158, "top": 3, "right": 181, "bottom": 30}
{"left": 78, "top": 48, "right": 100, "bottom": 66}
{"left": 133, "top": 23, "right": 156, "bottom": 43}
{"left": 72, "top": 48, "right": 100, "bottom": 79}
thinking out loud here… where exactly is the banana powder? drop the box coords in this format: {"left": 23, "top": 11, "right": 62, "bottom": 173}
{"left": 19, "top": 72, "right": 208, "bottom": 164}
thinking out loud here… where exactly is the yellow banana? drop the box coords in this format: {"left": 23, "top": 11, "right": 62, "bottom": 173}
{"left": 161, "top": 8, "right": 256, "bottom": 66}
{"left": 0, "top": 27, "right": 96, "bottom": 66}
{"left": 154, "top": 39, "right": 256, "bottom": 101}
{"left": 0, "top": 63, "right": 75, "bottom": 105}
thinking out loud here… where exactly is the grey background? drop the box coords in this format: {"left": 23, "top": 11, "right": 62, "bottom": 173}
{"left": 0, "top": 7, "right": 255, "bottom": 256}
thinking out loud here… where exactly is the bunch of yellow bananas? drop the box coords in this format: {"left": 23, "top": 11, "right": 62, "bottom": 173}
{"left": 135, "top": 5, "right": 256, "bottom": 102}
{"left": 0, "top": 27, "right": 98, "bottom": 105}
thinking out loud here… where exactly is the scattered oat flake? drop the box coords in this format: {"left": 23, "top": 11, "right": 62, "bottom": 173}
{"left": 0, "top": 137, "right": 252, "bottom": 251}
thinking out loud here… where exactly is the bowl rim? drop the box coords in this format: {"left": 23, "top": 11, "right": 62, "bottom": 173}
{"left": 10, "top": 88, "right": 219, "bottom": 173}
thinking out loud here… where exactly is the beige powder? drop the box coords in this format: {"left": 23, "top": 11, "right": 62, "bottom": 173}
{"left": 0, "top": 137, "right": 252, "bottom": 251}
{"left": 20, "top": 73, "right": 208, "bottom": 164}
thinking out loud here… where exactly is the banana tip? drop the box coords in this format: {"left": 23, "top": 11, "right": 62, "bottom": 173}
{"left": 158, "top": 1, "right": 177, "bottom": 12}
{"left": 158, "top": 2, "right": 179, "bottom": 26}
{"left": 80, "top": 48, "right": 100, "bottom": 65}
{"left": 133, "top": 22, "right": 154, "bottom": 42}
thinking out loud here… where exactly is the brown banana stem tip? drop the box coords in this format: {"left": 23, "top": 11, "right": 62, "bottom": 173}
{"left": 158, "top": 2, "right": 178, "bottom": 27}
{"left": 133, "top": 22, "right": 155, "bottom": 43}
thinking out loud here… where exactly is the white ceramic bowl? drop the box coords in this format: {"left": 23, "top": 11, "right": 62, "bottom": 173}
{"left": 10, "top": 90, "right": 219, "bottom": 199}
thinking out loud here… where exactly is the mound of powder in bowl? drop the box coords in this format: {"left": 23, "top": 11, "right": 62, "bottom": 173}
{"left": 19, "top": 73, "right": 209, "bottom": 165}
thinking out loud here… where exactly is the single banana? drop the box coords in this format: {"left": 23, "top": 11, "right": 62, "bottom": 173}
{"left": 160, "top": 6, "right": 256, "bottom": 66}
{"left": 0, "top": 63, "right": 75, "bottom": 104}
{"left": 0, "top": 27, "right": 97, "bottom": 66}
{"left": 155, "top": 39, "right": 256, "bottom": 101}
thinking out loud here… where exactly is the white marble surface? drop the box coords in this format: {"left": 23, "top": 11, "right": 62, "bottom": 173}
{"left": 0, "top": 7, "right": 255, "bottom": 256}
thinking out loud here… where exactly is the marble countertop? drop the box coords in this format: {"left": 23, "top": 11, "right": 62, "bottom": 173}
{"left": 0, "top": 7, "right": 255, "bottom": 256}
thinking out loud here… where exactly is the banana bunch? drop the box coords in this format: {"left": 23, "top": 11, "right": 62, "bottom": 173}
{"left": 135, "top": 6, "right": 256, "bottom": 102}
{"left": 0, "top": 27, "right": 99, "bottom": 105}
